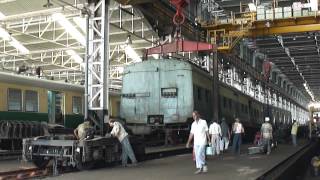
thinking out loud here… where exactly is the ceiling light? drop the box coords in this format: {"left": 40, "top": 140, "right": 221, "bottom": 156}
{"left": 248, "top": 3, "right": 257, "bottom": 12}
{"left": 0, "top": 11, "right": 5, "bottom": 20}
{"left": 116, "top": 66, "right": 124, "bottom": 73}
{"left": 303, "top": 82, "right": 315, "bottom": 101}
{"left": 73, "top": 17, "right": 86, "bottom": 33}
{"left": 125, "top": 45, "right": 141, "bottom": 62}
{"left": 125, "top": 35, "right": 133, "bottom": 45}
{"left": 0, "top": 26, "right": 10, "bottom": 40}
{"left": 0, "top": 27, "right": 29, "bottom": 54}
{"left": 66, "top": 50, "right": 83, "bottom": 64}
{"left": 52, "top": 13, "right": 85, "bottom": 46}
{"left": 122, "top": 44, "right": 141, "bottom": 62}
{"left": 152, "top": 54, "right": 159, "bottom": 59}
{"left": 9, "top": 38, "right": 29, "bottom": 54}
{"left": 309, "top": 102, "right": 320, "bottom": 108}
{"left": 122, "top": 35, "right": 141, "bottom": 62}
{"left": 0, "top": 0, "right": 16, "bottom": 3}
{"left": 309, "top": 0, "right": 318, "bottom": 11}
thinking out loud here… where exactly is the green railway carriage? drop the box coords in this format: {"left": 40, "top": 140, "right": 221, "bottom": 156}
{"left": 0, "top": 72, "right": 120, "bottom": 129}
{"left": 0, "top": 72, "right": 84, "bottom": 128}
{"left": 120, "top": 59, "right": 292, "bottom": 142}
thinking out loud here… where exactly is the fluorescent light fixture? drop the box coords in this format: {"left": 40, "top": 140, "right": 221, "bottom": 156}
{"left": 248, "top": 3, "right": 257, "bottom": 12}
{"left": 123, "top": 45, "right": 141, "bottom": 62}
{"left": 303, "top": 82, "right": 315, "bottom": 101}
{"left": 0, "top": 27, "right": 29, "bottom": 54}
{"left": 116, "top": 66, "right": 124, "bottom": 73}
{"left": 52, "top": 13, "right": 85, "bottom": 46}
{"left": 307, "top": 0, "right": 318, "bottom": 11}
{"left": 66, "top": 50, "right": 83, "bottom": 64}
{"left": 152, "top": 54, "right": 159, "bottom": 59}
{"left": 73, "top": 17, "right": 86, "bottom": 33}
{"left": 0, "top": 11, "right": 5, "bottom": 20}
{"left": 0, "top": 27, "right": 10, "bottom": 40}
{"left": 309, "top": 102, "right": 320, "bottom": 108}
{"left": 9, "top": 38, "right": 29, "bottom": 54}
{"left": 0, "top": 0, "right": 16, "bottom": 3}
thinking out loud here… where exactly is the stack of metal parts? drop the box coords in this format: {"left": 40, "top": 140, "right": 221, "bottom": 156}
{"left": 0, "top": 120, "right": 47, "bottom": 139}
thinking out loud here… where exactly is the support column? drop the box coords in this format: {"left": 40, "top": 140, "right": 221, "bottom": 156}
{"left": 212, "top": 51, "right": 219, "bottom": 122}
{"left": 309, "top": 111, "right": 312, "bottom": 138}
{"left": 86, "top": 0, "right": 110, "bottom": 135}
{"left": 252, "top": 52, "right": 264, "bottom": 68}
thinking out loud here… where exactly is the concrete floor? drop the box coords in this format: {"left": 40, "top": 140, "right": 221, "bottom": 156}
{"left": 145, "top": 144, "right": 186, "bottom": 153}
{"left": 46, "top": 142, "right": 306, "bottom": 180}
{"left": 0, "top": 159, "right": 34, "bottom": 173}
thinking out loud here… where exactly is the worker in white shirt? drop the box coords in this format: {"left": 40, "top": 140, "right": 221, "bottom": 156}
{"left": 186, "top": 111, "right": 210, "bottom": 174}
{"left": 232, "top": 118, "right": 244, "bottom": 155}
{"left": 291, "top": 120, "right": 299, "bottom": 147}
{"left": 209, "top": 119, "right": 222, "bottom": 155}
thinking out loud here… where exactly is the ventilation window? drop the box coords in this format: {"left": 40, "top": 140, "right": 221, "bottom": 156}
{"left": 161, "top": 88, "right": 178, "bottom": 98}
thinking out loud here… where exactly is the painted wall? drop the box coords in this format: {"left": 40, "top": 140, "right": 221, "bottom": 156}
{"left": 110, "top": 94, "right": 120, "bottom": 117}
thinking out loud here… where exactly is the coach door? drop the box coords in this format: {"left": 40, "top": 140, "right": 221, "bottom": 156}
{"left": 48, "top": 91, "right": 64, "bottom": 125}
{"left": 160, "top": 88, "right": 178, "bottom": 123}
{"left": 134, "top": 93, "right": 150, "bottom": 123}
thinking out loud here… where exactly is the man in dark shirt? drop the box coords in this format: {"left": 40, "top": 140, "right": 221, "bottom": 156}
{"left": 220, "top": 117, "right": 230, "bottom": 152}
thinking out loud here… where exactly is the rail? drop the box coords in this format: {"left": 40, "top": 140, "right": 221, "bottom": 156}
{"left": 256, "top": 140, "right": 320, "bottom": 180}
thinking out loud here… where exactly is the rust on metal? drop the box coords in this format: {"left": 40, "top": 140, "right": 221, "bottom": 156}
{"left": 0, "top": 168, "right": 49, "bottom": 180}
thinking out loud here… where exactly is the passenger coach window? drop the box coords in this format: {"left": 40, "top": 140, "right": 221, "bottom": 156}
{"left": 25, "top": 90, "right": 38, "bottom": 112}
{"left": 229, "top": 99, "right": 232, "bottom": 109}
{"left": 197, "top": 87, "right": 202, "bottom": 101}
{"left": 223, "top": 97, "right": 227, "bottom": 108}
{"left": 72, "top": 96, "right": 82, "bottom": 114}
{"left": 8, "top": 88, "right": 22, "bottom": 111}
{"left": 205, "top": 90, "right": 209, "bottom": 102}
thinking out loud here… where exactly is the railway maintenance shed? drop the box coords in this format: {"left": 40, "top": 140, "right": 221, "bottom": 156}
{"left": 0, "top": 0, "right": 320, "bottom": 180}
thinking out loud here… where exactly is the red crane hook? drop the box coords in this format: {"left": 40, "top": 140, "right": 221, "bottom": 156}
{"left": 170, "top": 0, "right": 189, "bottom": 25}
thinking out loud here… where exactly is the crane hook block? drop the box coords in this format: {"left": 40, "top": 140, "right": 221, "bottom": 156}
{"left": 170, "top": 0, "right": 189, "bottom": 25}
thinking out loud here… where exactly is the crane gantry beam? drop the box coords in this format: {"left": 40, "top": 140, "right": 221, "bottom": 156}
{"left": 203, "top": 13, "right": 320, "bottom": 52}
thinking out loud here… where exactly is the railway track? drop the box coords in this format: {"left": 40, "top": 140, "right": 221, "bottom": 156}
{"left": 0, "top": 146, "right": 191, "bottom": 180}
{"left": 0, "top": 167, "right": 49, "bottom": 180}
{"left": 0, "top": 151, "right": 22, "bottom": 161}
{"left": 256, "top": 139, "right": 320, "bottom": 180}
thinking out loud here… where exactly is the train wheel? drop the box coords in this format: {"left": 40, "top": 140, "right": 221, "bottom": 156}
{"left": 75, "top": 153, "right": 94, "bottom": 170}
{"left": 76, "top": 161, "right": 94, "bottom": 170}
{"left": 33, "top": 156, "right": 50, "bottom": 169}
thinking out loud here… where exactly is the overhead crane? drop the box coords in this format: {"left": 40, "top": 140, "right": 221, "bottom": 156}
{"left": 199, "top": 9, "right": 320, "bottom": 110}
{"left": 203, "top": 11, "right": 320, "bottom": 52}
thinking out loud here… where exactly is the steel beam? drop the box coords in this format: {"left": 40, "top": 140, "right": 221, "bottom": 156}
{"left": 115, "top": 0, "right": 154, "bottom": 5}
{"left": 207, "top": 16, "right": 320, "bottom": 37}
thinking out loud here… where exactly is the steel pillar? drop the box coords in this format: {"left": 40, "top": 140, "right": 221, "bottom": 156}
{"left": 212, "top": 51, "right": 219, "bottom": 122}
{"left": 86, "top": 0, "right": 110, "bottom": 135}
